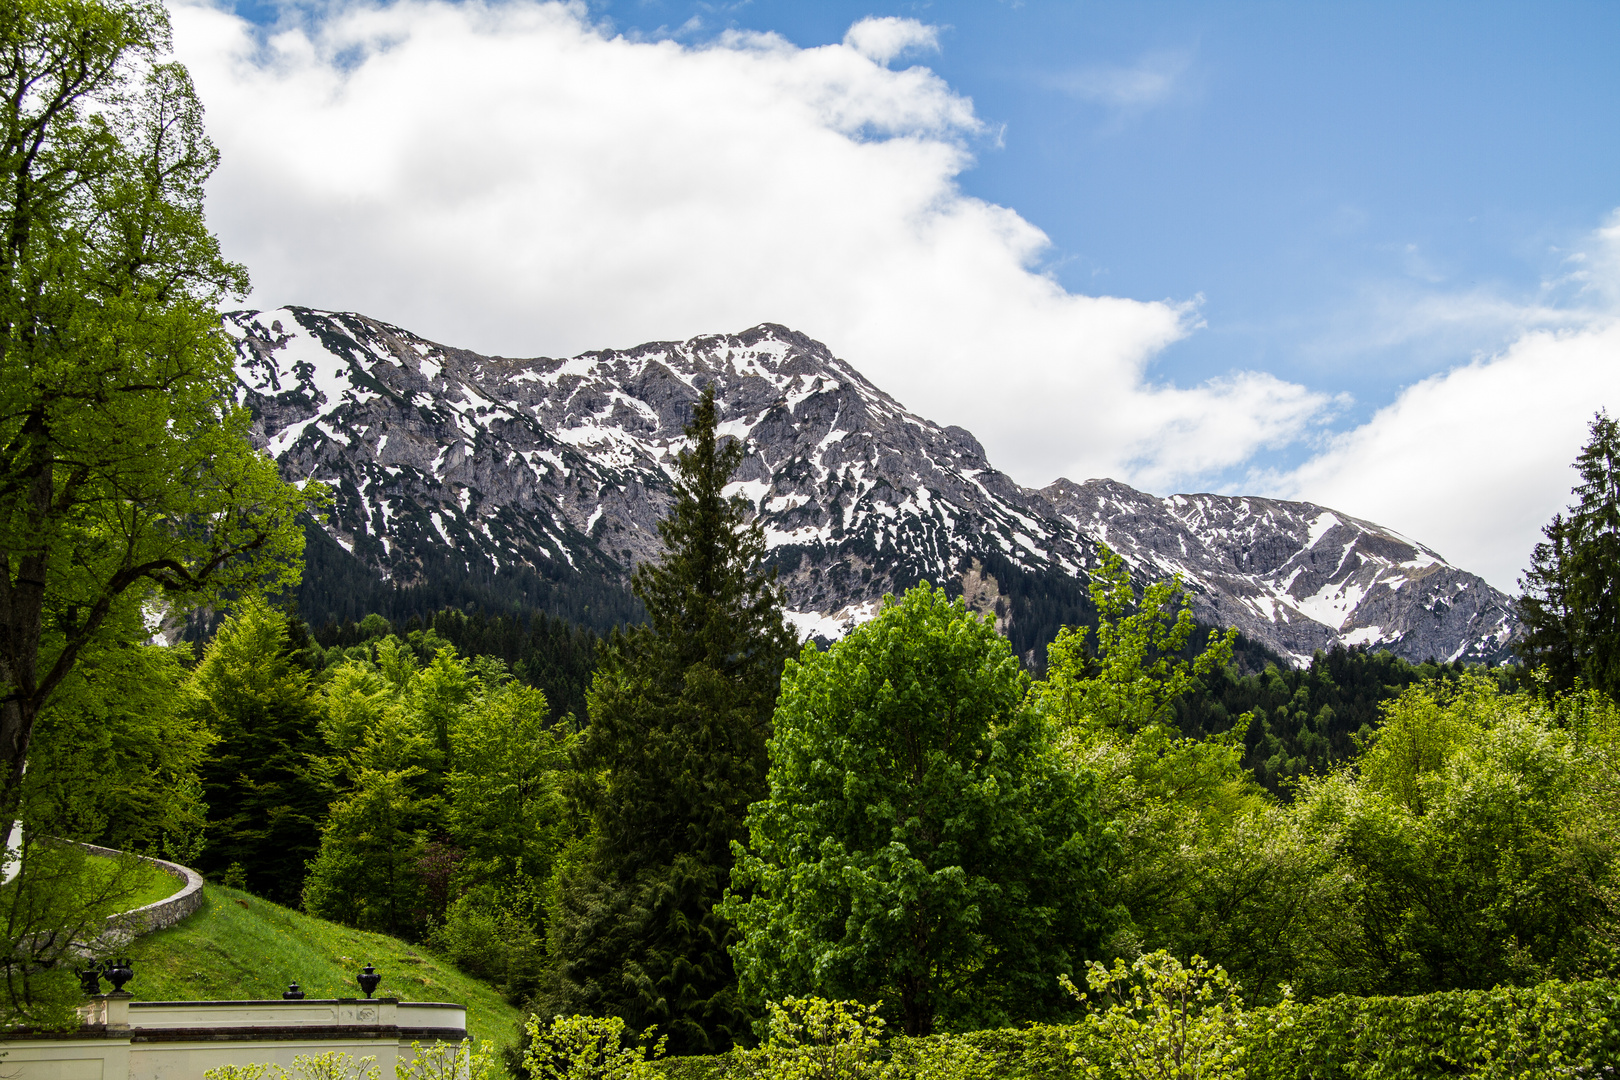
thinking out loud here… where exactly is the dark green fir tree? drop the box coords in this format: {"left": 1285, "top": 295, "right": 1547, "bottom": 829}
{"left": 1518, "top": 411, "right": 1620, "bottom": 697}
{"left": 541, "top": 383, "right": 797, "bottom": 1054}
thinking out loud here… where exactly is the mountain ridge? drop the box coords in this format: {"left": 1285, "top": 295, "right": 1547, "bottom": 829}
{"left": 230, "top": 307, "right": 1518, "bottom": 666}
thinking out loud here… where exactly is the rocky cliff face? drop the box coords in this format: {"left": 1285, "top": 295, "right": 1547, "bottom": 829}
{"left": 230, "top": 307, "right": 1519, "bottom": 666}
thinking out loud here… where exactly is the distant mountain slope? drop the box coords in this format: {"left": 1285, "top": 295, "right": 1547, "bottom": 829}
{"left": 230, "top": 307, "right": 1518, "bottom": 665}
{"left": 1042, "top": 479, "right": 1516, "bottom": 664}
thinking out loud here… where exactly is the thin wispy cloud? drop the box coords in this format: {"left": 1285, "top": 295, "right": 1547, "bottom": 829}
{"left": 1046, "top": 49, "right": 1193, "bottom": 111}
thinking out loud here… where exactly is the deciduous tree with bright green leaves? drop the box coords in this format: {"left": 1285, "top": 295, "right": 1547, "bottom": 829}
{"left": 433, "top": 679, "right": 571, "bottom": 1000}
{"left": 1290, "top": 675, "right": 1620, "bottom": 994}
{"left": 1032, "top": 545, "right": 1237, "bottom": 737}
{"left": 1, "top": 603, "right": 207, "bottom": 1027}
{"left": 725, "top": 582, "right": 1115, "bottom": 1038}
{"left": 0, "top": 0, "right": 317, "bottom": 835}
{"left": 184, "top": 597, "right": 331, "bottom": 904}
{"left": 1028, "top": 549, "right": 1261, "bottom": 981}
{"left": 25, "top": 604, "right": 209, "bottom": 854}
{"left": 447, "top": 681, "right": 570, "bottom": 889}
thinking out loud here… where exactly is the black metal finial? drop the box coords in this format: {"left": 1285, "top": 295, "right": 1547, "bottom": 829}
{"left": 78, "top": 965, "right": 103, "bottom": 995}
{"left": 102, "top": 958, "right": 133, "bottom": 992}
{"left": 357, "top": 963, "right": 381, "bottom": 999}
{"left": 283, "top": 982, "right": 305, "bottom": 1000}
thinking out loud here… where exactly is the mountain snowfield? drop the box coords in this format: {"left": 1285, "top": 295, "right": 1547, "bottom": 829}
{"left": 230, "top": 307, "right": 1518, "bottom": 666}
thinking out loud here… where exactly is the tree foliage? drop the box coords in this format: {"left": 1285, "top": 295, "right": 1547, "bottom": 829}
{"left": 0, "top": 0, "right": 316, "bottom": 833}
{"left": 1033, "top": 546, "right": 1236, "bottom": 735}
{"left": 0, "top": 599, "right": 208, "bottom": 1026}
{"left": 1518, "top": 411, "right": 1620, "bottom": 697}
{"left": 184, "top": 597, "right": 331, "bottom": 905}
{"left": 542, "top": 385, "right": 797, "bottom": 1054}
{"left": 0, "top": 841, "right": 149, "bottom": 1028}
{"left": 726, "top": 582, "right": 1115, "bottom": 1038}
{"left": 1029, "top": 550, "right": 1262, "bottom": 976}
{"left": 1130, "top": 675, "right": 1620, "bottom": 1002}
{"left": 26, "top": 603, "right": 208, "bottom": 853}
{"left": 1174, "top": 645, "right": 1493, "bottom": 794}
{"left": 1287, "top": 676, "right": 1620, "bottom": 995}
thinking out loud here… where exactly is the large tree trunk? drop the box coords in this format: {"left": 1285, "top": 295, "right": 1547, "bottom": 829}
{"left": 0, "top": 442, "right": 50, "bottom": 829}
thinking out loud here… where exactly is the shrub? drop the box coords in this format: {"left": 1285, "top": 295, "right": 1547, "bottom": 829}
{"left": 205, "top": 1043, "right": 497, "bottom": 1080}
{"left": 1064, "top": 951, "right": 1273, "bottom": 1080}
{"left": 524, "top": 1014, "right": 667, "bottom": 1080}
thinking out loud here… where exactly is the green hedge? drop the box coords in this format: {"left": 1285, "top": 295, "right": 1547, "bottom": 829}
{"left": 1249, "top": 979, "right": 1620, "bottom": 1080}
{"left": 654, "top": 980, "right": 1620, "bottom": 1079}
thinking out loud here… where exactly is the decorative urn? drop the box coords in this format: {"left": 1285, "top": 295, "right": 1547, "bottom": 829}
{"left": 357, "top": 963, "right": 381, "bottom": 999}
{"left": 103, "top": 958, "right": 134, "bottom": 992}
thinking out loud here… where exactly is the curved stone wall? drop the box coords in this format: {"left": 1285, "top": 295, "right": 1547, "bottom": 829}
{"left": 77, "top": 843, "right": 206, "bottom": 943}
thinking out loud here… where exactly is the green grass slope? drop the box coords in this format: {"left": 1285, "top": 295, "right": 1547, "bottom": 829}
{"left": 123, "top": 884, "right": 525, "bottom": 1051}
{"left": 87, "top": 852, "right": 183, "bottom": 911}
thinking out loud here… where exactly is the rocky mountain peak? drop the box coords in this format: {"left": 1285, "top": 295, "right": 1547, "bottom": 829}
{"left": 231, "top": 306, "right": 1519, "bottom": 666}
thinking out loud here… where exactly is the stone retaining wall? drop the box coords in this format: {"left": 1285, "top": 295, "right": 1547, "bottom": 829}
{"left": 77, "top": 843, "right": 206, "bottom": 943}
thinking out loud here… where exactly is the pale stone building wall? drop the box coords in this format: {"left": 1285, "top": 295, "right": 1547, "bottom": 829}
{"left": 1, "top": 996, "right": 469, "bottom": 1080}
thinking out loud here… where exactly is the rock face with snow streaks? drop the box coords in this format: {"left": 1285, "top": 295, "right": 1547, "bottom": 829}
{"left": 230, "top": 306, "right": 1518, "bottom": 666}
{"left": 1041, "top": 479, "right": 1517, "bottom": 664}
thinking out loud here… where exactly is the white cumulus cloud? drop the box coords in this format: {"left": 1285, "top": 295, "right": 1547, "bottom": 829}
{"left": 842, "top": 16, "right": 940, "bottom": 66}
{"left": 1269, "top": 214, "right": 1620, "bottom": 592}
{"left": 170, "top": 0, "right": 1330, "bottom": 496}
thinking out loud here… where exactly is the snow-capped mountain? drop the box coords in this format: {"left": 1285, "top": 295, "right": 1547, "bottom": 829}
{"left": 230, "top": 307, "right": 1519, "bottom": 666}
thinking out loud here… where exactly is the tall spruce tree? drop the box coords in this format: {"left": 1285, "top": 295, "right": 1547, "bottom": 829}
{"left": 542, "top": 384, "right": 797, "bottom": 1055}
{"left": 1518, "top": 412, "right": 1620, "bottom": 697}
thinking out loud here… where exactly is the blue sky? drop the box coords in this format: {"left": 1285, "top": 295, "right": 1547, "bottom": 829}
{"left": 179, "top": 0, "right": 1620, "bottom": 587}
{"left": 605, "top": 0, "right": 1620, "bottom": 439}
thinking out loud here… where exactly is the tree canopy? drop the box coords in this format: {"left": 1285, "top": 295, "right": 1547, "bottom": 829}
{"left": 0, "top": 0, "right": 314, "bottom": 827}
{"left": 726, "top": 582, "right": 1115, "bottom": 1037}
{"left": 1518, "top": 411, "right": 1620, "bottom": 697}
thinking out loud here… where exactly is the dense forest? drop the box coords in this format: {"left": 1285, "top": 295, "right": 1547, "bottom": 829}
{"left": 41, "top": 401, "right": 1618, "bottom": 1059}
{"left": 294, "top": 519, "right": 645, "bottom": 637}
{"left": 303, "top": 608, "right": 600, "bottom": 727}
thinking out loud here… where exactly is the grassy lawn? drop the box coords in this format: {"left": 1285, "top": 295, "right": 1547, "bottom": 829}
{"left": 86, "top": 852, "right": 185, "bottom": 911}
{"left": 123, "top": 883, "right": 526, "bottom": 1055}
